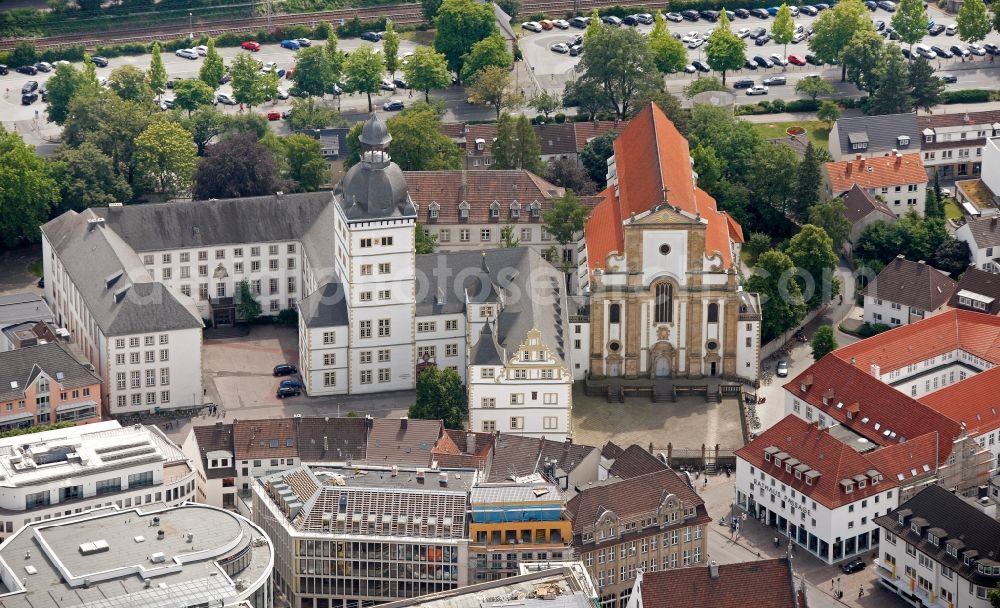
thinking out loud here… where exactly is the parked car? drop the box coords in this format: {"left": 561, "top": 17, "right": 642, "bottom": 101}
{"left": 767, "top": 6, "right": 780, "bottom": 14}
{"left": 733, "top": 78, "right": 755, "bottom": 89}
{"left": 160, "top": 98, "right": 175, "bottom": 110}
{"left": 90, "top": 56, "right": 109, "bottom": 67}
{"left": 280, "top": 378, "right": 305, "bottom": 390}
{"left": 276, "top": 88, "right": 289, "bottom": 99}
{"left": 750, "top": 7, "right": 770, "bottom": 18}
{"left": 539, "top": 19, "right": 554, "bottom": 29}
{"left": 877, "top": 0, "right": 896, "bottom": 10}
{"left": 569, "top": 44, "right": 584, "bottom": 56}
{"left": 665, "top": 11, "right": 683, "bottom": 21}
{"left": 0, "top": 64, "right": 7, "bottom": 75}
{"left": 393, "top": 78, "right": 407, "bottom": 89}
{"left": 681, "top": 9, "right": 700, "bottom": 20}
{"left": 753, "top": 55, "right": 773, "bottom": 68}
{"left": 622, "top": 15, "right": 639, "bottom": 25}
{"left": 749, "top": 27, "right": 767, "bottom": 38}
{"left": 945, "top": 22, "right": 957, "bottom": 35}
{"left": 241, "top": 40, "right": 261, "bottom": 51}
{"left": 770, "top": 53, "right": 788, "bottom": 66}
{"left": 763, "top": 75, "right": 786, "bottom": 85}
{"left": 276, "top": 386, "right": 301, "bottom": 399}
{"left": 261, "top": 61, "right": 278, "bottom": 73}
{"left": 282, "top": 109, "right": 293, "bottom": 119}
{"left": 734, "top": 8, "right": 751, "bottom": 17}
{"left": 692, "top": 60, "right": 711, "bottom": 72}
{"left": 273, "top": 363, "right": 298, "bottom": 376}
{"left": 805, "top": 53, "right": 822, "bottom": 64}
{"left": 521, "top": 21, "right": 542, "bottom": 32}
{"left": 361, "top": 31, "right": 382, "bottom": 41}
{"left": 688, "top": 38, "right": 705, "bottom": 49}
{"left": 788, "top": 6, "right": 799, "bottom": 15}
{"left": 15, "top": 65, "right": 37, "bottom": 75}
{"left": 21, "top": 81, "right": 38, "bottom": 94}
{"left": 788, "top": 54, "right": 806, "bottom": 65}
{"left": 569, "top": 16, "right": 590, "bottom": 27}
{"left": 553, "top": 19, "right": 571, "bottom": 28}
{"left": 941, "top": 73, "right": 958, "bottom": 83}
{"left": 901, "top": 47, "right": 911, "bottom": 58}
{"left": 792, "top": 32, "right": 806, "bottom": 43}
{"left": 737, "top": 28, "right": 751, "bottom": 38}
{"left": 969, "top": 43, "right": 986, "bottom": 56}
{"left": 700, "top": 9, "right": 720, "bottom": 21}
{"left": 682, "top": 31, "right": 701, "bottom": 43}
{"left": 950, "top": 44, "right": 970, "bottom": 57}
{"left": 928, "top": 23, "right": 945, "bottom": 35}
{"left": 984, "top": 43, "right": 999, "bottom": 55}
{"left": 776, "top": 361, "right": 789, "bottom": 377}
{"left": 380, "top": 78, "right": 396, "bottom": 90}
{"left": 383, "top": 99, "right": 404, "bottom": 111}
{"left": 601, "top": 15, "right": 622, "bottom": 26}
{"left": 931, "top": 45, "right": 953, "bottom": 58}
{"left": 266, "top": 110, "right": 281, "bottom": 120}
{"left": 815, "top": 3, "right": 830, "bottom": 9}
{"left": 175, "top": 48, "right": 199, "bottom": 59}
{"left": 746, "top": 85, "right": 769, "bottom": 95}
{"left": 636, "top": 13, "right": 654, "bottom": 24}
{"left": 754, "top": 33, "right": 772, "bottom": 45}
{"left": 684, "top": 64, "right": 697, "bottom": 73}
{"left": 216, "top": 93, "right": 237, "bottom": 105}
{"left": 799, "top": 5, "right": 818, "bottom": 14}
{"left": 550, "top": 42, "right": 570, "bottom": 53}
{"left": 219, "top": 73, "right": 232, "bottom": 85}
{"left": 295, "top": 38, "right": 312, "bottom": 46}
{"left": 572, "top": 34, "right": 584, "bottom": 45}
{"left": 744, "top": 58, "right": 758, "bottom": 70}
{"left": 841, "top": 558, "right": 866, "bottom": 574}
{"left": 34, "top": 61, "right": 52, "bottom": 72}
{"left": 874, "top": 19, "right": 885, "bottom": 31}
{"left": 194, "top": 45, "right": 208, "bottom": 55}
{"left": 280, "top": 39, "right": 301, "bottom": 50}
{"left": 21, "top": 92, "right": 37, "bottom": 105}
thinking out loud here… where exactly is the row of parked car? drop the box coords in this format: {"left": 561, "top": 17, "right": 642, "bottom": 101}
{"left": 1, "top": 55, "right": 108, "bottom": 78}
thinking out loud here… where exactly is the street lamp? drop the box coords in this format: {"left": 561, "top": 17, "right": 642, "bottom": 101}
{"left": 189, "top": 12, "right": 193, "bottom": 40}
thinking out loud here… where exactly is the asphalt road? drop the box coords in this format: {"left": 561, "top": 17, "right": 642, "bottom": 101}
{"left": 518, "top": 5, "right": 1000, "bottom": 101}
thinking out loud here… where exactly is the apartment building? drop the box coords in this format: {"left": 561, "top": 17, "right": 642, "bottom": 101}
{"left": 0, "top": 293, "right": 55, "bottom": 352}
{"left": 0, "top": 502, "right": 274, "bottom": 608}
{"left": 829, "top": 112, "right": 921, "bottom": 161}
{"left": 917, "top": 110, "right": 1000, "bottom": 179}
{"left": 252, "top": 464, "right": 475, "bottom": 608}
{"left": 567, "top": 468, "right": 711, "bottom": 607}
{"left": 825, "top": 152, "right": 929, "bottom": 216}
{"left": 439, "top": 120, "right": 622, "bottom": 170}
{"left": 863, "top": 256, "right": 957, "bottom": 327}
{"left": 876, "top": 484, "right": 1000, "bottom": 608}
{"left": 946, "top": 267, "right": 1000, "bottom": 315}
{"left": 625, "top": 558, "right": 802, "bottom": 608}
{"left": 0, "top": 420, "right": 196, "bottom": 543}
{"left": 0, "top": 342, "right": 102, "bottom": 429}
{"left": 957, "top": 215, "right": 1000, "bottom": 273}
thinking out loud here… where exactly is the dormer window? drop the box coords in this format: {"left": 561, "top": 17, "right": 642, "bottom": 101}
{"left": 911, "top": 522, "right": 920, "bottom": 534}
{"left": 965, "top": 555, "right": 973, "bottom": 567}
{"left": 898, "top": 514, "right": 905, "bottom": 526}
{"left": 459, "top": 201, "right": 470, "bottom": 219}
{"left": 785, "top": 464, "right": 792, "bottom": 473}
{"left": 490, "top": 201, "right": 500, "bottom": 218}
{"left": 529, "top": 201, "right": 540, "bottom": 217}
{"left": 858, "top": 479, "right": 866, "bottom": 489}
{"left": 764, "top": 452, "right": 771, "bottom": 462}
{"left": 928, "top": 532, "right": 938, "bottom": 547}
{"left": 805, "top": 476, "right": 813, "bottom": 486}
{"left": 476, "top": 138, "right": 485, "bottom": 151}
{"left": 897, "top": 135, "right": 910, "bottom": 147}
{"left": 947, "top": 544, "right": 957, "bottom": 558}
{"left": 794, "top": 470, "right": 801, "bottom": 480}
{"left": 429, "top": 201, "right": 440, "bottom": 219}
{"left": 510, "top": 201, "right": 520, "bottom": 218}
{"left": 924, "top": 128, "right": 935, "bottom": 143}
{"left": 845, "top": 483, "right": 854, "bottom": 493}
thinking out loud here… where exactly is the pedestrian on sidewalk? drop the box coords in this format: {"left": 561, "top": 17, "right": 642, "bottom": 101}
{"left": 858, "top": 585, "right": 864, "bottom": 598}
{"left": 774, "top": 536, "right": 779, "bottom": 548}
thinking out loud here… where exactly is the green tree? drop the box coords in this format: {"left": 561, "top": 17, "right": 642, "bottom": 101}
{"left": 648, "top": 11, "right": 688, "bottom": 73}
{"left": 109, "top": 65, "right": 153, "bottom": 105}
{"left": 415, "top": 225, "right": 438, "bottom": 253}
{"left": 422, "top": 0, "right": 444, "bottom": 21}
{"left": 286, "top": 97, "right": 345, "bottom": 130}
{"left": 744, "top": 232, "right": 772, "bottom": 265}
{"left": 868, "top": 46, "right": 912, "bottom": 115}
{"left": 562, "top": 78, "right": 608, "bottom": 120}
{"left": 467, "top": 65, "right": 523, "bottom": 120}
{"left": 383, "top": 21, "right": 401, "bottom": 76}
{"left": 263, "top": 65, "right": 281, "bottom": 102}
{"left": 174, "top": 79, "right": 216, "bottom": 115}
{"left": 48, "top": 143, "right": 133, "bottom": 212}
{"left": 0, "top": 128, "right": 58, "bottom": 248}
{"left": 148, "top": 41, "right": 168, "bottom": 99}
{"left": 408, "top": 366, "right": 466, "bottom": 429}
{"left": 282, "top": 134, "right": 328, "bottom": 192}
{"left": 530, "top": 90, "right": 561, "bottom": 118}
{"left": 586, "top": 9, "right": 602, "bottom": 39}
{"left": 817, "top": 100, "right": 840, "bottom": 128}
{"left": 500, "top": 222, "right": 520, "bottom": 247}
{"left": 704, "top": 11, "right": 746, "bottom": 85}
{"left": 811, "top": 325, "right": 838, "bottom": 360}
{"left": 199, "top": 38, "right": 225, "bottom": 90}
{"left": 325, "top": 37, "right": 345, "bottom": 91}
{"left": 230, "top": 53, "right": 265, "bottom": 109}
{"left": 843, "top": 29, "right": 885, "bottom": 94}
{"left": 434, "top": 0, "right": 497, "bottom": 77}
{"left": 45, "top": 62, "right": 92, "bottom": 125}
{"left": 236, "top": 280, "right": 262, "bottom": 322}
{"left": 909, "top": 56, "right": 945, "bottom": 112}
{"left": 794, "top": 76, "right": 835, "bottom": 101}
{"left": 771, "top": 4, "right": 796, "bottom": 67}
{"left": 496, "top": 0, "right": 520, "bottom": 19}
{"left": 793, "top": 142, "right": 823, "bottom": 219}
{"left": 576, "top": 25, "right": 660, "bottom": 118}
{"left": 580, "top": 130, "right": 619, "bottom": 185}
{"left": 808, "top": 0, "right": 874, "bottom": 80}
{"left": 932, "top": 238, "right": 971, "bottom": 275}
{"left": 344, "top": 45, "right": 384, "bottom": 112}
{"left": 182, "top": 106, "right": 228, "bottom": 156}
{"left": 404, "top": 46, "right": 453, "bottom": 103}
{"left": 684, "top": 76, "right": 727, "bottom": 98}
{"left": 344, "top": 121, "right": 363, "bottom": 168}
{"left": 749, "top": 142, "right": 800, "bottom": 218}
{"left": 892, "top": 0, "right": 929, "bottom": 56}
{"left": 293, "top": 45, "right": 334, "bottom": 97}
{"left": 64, "top": 92, "right": 155, "bottom": 187}
{"left": 386, "top": 105, "right": 463, "bottom": 170}
{"left": 459, "top": 32, "right": 513, "bottom": 82}
{"left": 745, "top": 250, "right": 806, "bottom": 342}
{"left": 545, "top": 158, "right": 597, "bottom": 195}
{"left": 924, "top": 182, "right": 941, "bottom": 218}
{"left": 807, "top": 198, "right": 852, "bottom": 250}
{"left": 786, "top": 224, "right": 841, "bottom": 308}
{"left": 542, "top": 189, "right": 590, "bottom": 253}
{"left": 134, "top": 120, "right": 197, "bottom": 197}
{"left": 957, "top": 0, "right": 991, "bottom": 44}
{"left": 193, "top": 132, "right": 278, "bottom": 199}
{"left": 491, "top": 113, "right": 543, "bottom": 173}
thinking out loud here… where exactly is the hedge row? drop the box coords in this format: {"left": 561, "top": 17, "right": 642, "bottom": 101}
{"left": 942, "top": 88, "right": 991, "bottom": 104}
{"left": 736, "top": 98, "right": 820, "bottom": 115}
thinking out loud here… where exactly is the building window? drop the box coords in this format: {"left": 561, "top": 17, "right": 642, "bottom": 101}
{"left": 707, "top": 302, "right": 719, "bottom": 323}
{"left": 323, "top": 371, "right": 336, "bottom": 387}
{"left": 378, "top": 319, "right": 391, "bottom": 337}
{"left": 482, "top": 420, "right": 496, "bottom": 432}
{"left": 378, "top": 368, "right": 391, "bottom": 383}
{"left": 510, "top": 416, "right": 523, "bottom": 429}
{"left": 543, "top": 416, "right": 558, "bottom": 429}
{"left": 655, "top": 283, "right": 672, "bottom": 323}
{"left": 609, "top": 303, "right": 621, "bottom": 324}
{"left": 360, "top": 370, "right": 372, "bottom": 384}
{"left": 323, "top": 353, "right": 336, "bottom": 366}
{"left": 359, "top": 321, "right": 372, "bottom": 339}
{"left": 481, "top": 228, "right": 491, "bottom": 242}
{"left": 323, "top": 331, "right": 335, "bottom": 344}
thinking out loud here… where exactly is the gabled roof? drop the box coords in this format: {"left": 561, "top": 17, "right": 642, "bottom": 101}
{"left": 233, "top": 418, "right": 298, "bottom": 460}
{"left": 432, "top": 429, "right": 493, "bottom": 469}
{"left": 192, "top": 423, "right": 236, "bottom": 479}
{"left": 866, "top": 256, "right": 957, "bottom": 313}
{"left": 487, "top": 434, "right": 597, "bottom": 483}
{"left": 607, "top": 444, "right": 667, "bottom": 479}
{"left": 294, "top": 416, "right": 368, "bottom": 462}
{"left": 826, "top": 152, "right": 928, "bottom": 194}
{"left": 961, "top": 215, "right": 1000, "bottom": 249}
{"left": 0, "top": 342, "right": 101, "bottom": 403}
{"left": 840, "top": 183, "right": 896, "bottom": 225}
{"left": 566, "top": 468, "right": 707, "bottom": 533}
{"left": 735, "top": 415, "right": 899, "bottom": 509}
{"left": 948, "top": 267, "right": 1000, "bottom": 315}
{"left": 918, "top": 109, "right": 1000, "bottom": 130}
{"left": 920, "top": 366, "right": 1000, "bottom": 436}
{"left": 638, "top": 559, "right": 799, "bottom": 608}
{"left": 366, "top": 418, "right": 444, "bottom": 467}
{"left": 833, "top": 112, "right": 920, "bottom": 156}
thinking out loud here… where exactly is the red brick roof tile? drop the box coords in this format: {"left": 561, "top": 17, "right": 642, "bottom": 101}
{"left": 920, "top": 366, "right": 1000, "bottom": 435}
{"left": 583, "top": 186, "right": 624, "bottom": 271}
{"left": 233, "top": 419, "right": 298, "bottom": 460}
{"left": 639, "top": 558, "right": 798, "bottom": 608}
{"left": 366, "top": 418, "right": 444, "bottom": 467}
{"left": 826, "top": 152, "right": 928, "bottom": 194}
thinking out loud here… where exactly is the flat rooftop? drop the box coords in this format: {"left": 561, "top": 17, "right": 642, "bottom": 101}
{"left": 827, "top": 424, "right": 880, "bottom": 453}
{"left": 309, "top": 464, "right": 478, "bottom": 492}
{"left": 0, "top": 504, "right": 272, "bottom": 608}
{"left": 471, "top": 482, "right": 563, "bottom": 505}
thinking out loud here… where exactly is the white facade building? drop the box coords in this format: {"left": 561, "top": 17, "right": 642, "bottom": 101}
{"left": 862, "top": 257, "right": 957, "bottom": 327}
{"left": 956, "top": 215, "right": 1000, "bottom": 274}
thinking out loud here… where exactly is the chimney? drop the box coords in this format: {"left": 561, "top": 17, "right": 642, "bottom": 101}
{"left": 855, "top": 153, "right": 862, "bottom": 161}
{"left": 400, "top": 416, "right": 408, "bottom": 430}
{"left": 466, "top": 432, "right": 476, "bottom": 455}
{"left": 895, "top": 153, "right": 902, "bottom": 167}
{"left": 891, "top": 148, "right": 898, "bottom": 155}
{"left": 992, "top": 216, "right": 998, "bottom": 228}
{"left": 917, "top": 260, "right": 925, "bottom": 265}
{"left": 709, "top": 561, "right": 720, "bottom": 580}
{"left": 870, "top": 363, "right": 880, "bottom": 377}
{"left": 846, "top": 163, "right": 852, "bottom": 176}
{"left": 275, "top": 191, "right": 284, "bottom": 203}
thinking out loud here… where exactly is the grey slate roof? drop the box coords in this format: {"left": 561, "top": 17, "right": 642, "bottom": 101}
{"left": 487, "top": 434, "right": 597, "bottom": 483}
{"left": 866, "top": 256, "right": 957, "bottom": 312}
{"left": 298, "top": 281, "right": 349, "bottom": 328}
{"left": 963, "top": 215, "right": 1000, "bottom": 249}
{"left": 0, "top": 342, "right": 101, "bottom": 402}
{"left": 948, "top": 267, "right": 1000, "bottom": 315}
{"left": 840, "top": 183, "right": 896, "bottom": 225}
{"left": 88, "top": 193, "right": 334, "bottom": 252}
{"left": 41, "top": 210, "right": 202, "bottom": 336}
{"left": 833, "top": 112, "right": 920, "bottom": 157}
{"left": 0, "top": 294, "right": 54, "bottom": 327}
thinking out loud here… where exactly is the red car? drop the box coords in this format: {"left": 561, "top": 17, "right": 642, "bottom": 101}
{"left": 241, "top": 41, "right": 261, "bottom": 51}
{"left": 788, "top": 54, "right": 806, "bottom": 66}
{"left": 266, "top": 110, "right": 281, "bottom": 121}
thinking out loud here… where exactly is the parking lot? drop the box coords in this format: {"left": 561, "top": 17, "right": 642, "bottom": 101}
{"left": 518, "top": 4, "right": 1000, "bottom": 99}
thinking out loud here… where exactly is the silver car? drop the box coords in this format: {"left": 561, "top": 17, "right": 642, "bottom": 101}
{"left": 776, "top": 361, "right": 789, "bottom": 377}
{"left": 175, "top": 48, "right": 199, "bottom": 60}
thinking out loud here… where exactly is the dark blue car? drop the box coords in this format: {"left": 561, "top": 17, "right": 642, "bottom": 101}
{"left": 280, "top": 39, "right": 300, "bottom": 50}
{"left": 280, "top": 378, "right": 305, "bottom": 390}
{"left": 767, "top": 6, "right": 780, "bottom": 15}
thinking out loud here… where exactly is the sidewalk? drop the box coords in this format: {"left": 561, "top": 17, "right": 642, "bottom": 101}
{"left": 740, "top": 109, "right": 864, "bottom": 123}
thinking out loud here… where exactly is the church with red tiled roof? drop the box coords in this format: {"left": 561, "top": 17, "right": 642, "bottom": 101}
{"left": 576, "top": 103, "right": 760, "bottom": 381}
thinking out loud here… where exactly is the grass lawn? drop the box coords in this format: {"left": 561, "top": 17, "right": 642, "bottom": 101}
{"left": 751, "top": 120, "right": 831, "bottom": 147}
{"left": 27, "top": 259, "right": 42, "bottom": 278}
{"left": 943, "top": 198, "right": 963, "bottom": 221}
{"left": 400, "top": 30, "right": 435, "bottom": 45}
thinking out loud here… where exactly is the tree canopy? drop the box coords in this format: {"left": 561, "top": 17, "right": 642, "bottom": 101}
{"left": 0, "top": 128, "right": 59, "bottom": 249}
{"left": 344, "top": 45, "right": 385, "bottom": 112}
{"left": 386, "top": 104, "right": 464, "bottom": 171}
{"left": 543, "top": 189, "right": 590, "bottom": 248}
{"left": 811, "top": 325, "right": 838, "bottom": 361}
{"left": 408, "top": 366, "right": 466, "bottom": 429}
{"left": 467, "top": 65, "right": 523, "bottom": 119}
{"left": 808, "top": 0, "right": 874, "bottom": 80}
{"left": 403, "top": 46, "right": 452, "bottom": 102}
{"left": 892, "top": 0, "right": 929, "bottom": 51}
{"left": 957, "top": 0, "right": 991, "bottom": 43}
{"left": 192, "top": 132, "right": 279, "bottom": 200}
{"left": 704, "top": 11, "right": 746, "bottom": 84}
{"left": 199, "top": 38, "right": 225, "bottom": 90}
{"left": 460, "top": 32, "right": 514, "bottom": 83}
{"left": 648, "top": 11, "right": 688, "bottom": 73}
{"left": 785, "top": 224, "right": 840, "bottom": 308}
{"left": 434, "top": 0, "right": 497, "bottom": 76}
{"left": 575, "top": 25, "right": 660, "bottom": 118}
{"left": 746, "top": 250, "right": 806, "bottom": 342}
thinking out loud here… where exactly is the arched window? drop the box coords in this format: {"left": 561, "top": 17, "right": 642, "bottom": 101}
{"left": 609, "top": 303, "right": 621, "bottom": 324}
{"left": 707, "top": 303, "right": 719, "bottom": 323}
{"left": 655, "top": 283, "right": 672, "bottom": 323}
